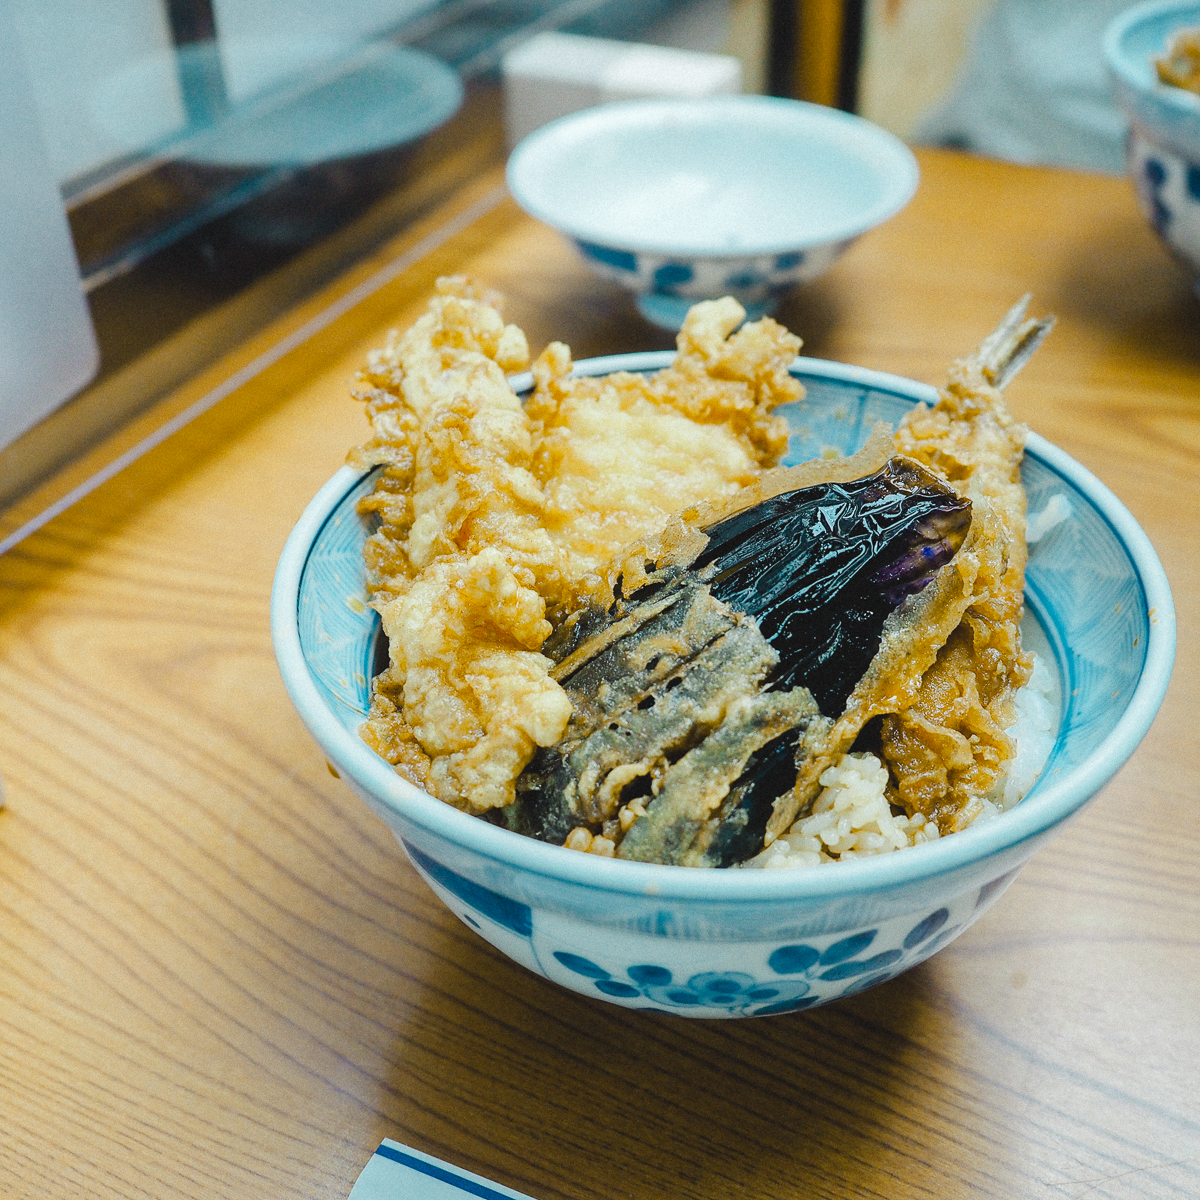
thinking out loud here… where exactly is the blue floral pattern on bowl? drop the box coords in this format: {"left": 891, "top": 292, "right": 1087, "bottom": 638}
{"left": 575, "top": 238, "right": 848, "bottom": 329}
{"left": 1106, "top": 3, "right": 1200, "bottom": 291}
{"left": 401, "top": 834, "right": 999, "bottom": 1016}
{"left": 1128, "top": 127, "right": 1200, "bottom": 291}
{"left": 529, "top": 900, "right": 977, "bottom": 1016}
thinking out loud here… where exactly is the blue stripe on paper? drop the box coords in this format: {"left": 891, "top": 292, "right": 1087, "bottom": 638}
{"left": 372, "top": 1144, "right": 524, "bottom": 1200}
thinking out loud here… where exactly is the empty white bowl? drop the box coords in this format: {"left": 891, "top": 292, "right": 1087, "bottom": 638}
{"left": 506, "top": 96, "right": 919, "bottom": 328}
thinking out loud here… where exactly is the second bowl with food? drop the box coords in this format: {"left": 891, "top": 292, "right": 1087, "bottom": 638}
{"left": 272, "top": 290, "right": 1173, "bottom": 1018}
{"left": 1105, "top": 0, "right": 1200, "bottom": 290}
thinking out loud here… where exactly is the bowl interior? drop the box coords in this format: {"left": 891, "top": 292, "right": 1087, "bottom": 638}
{"left": 297, "top": 358, "right": 1155, "bottom": 818}
{"left": 505, "top": 97, "right": 919, "bottom": 258}
{"left": 1107, "top": 1, "right": 1200, "bottom": 92}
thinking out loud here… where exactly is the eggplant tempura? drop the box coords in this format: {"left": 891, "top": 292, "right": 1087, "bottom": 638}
{"left": 350, "top": 277, "right": 800, "bottom": 815}
{"left": 350, "top": 279, "right": 1053, "bottom": 867}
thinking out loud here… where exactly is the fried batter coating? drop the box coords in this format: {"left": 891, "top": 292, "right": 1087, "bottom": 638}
{"left": 351, "top": 280, "right": 1039, "bottom": 845}
{"left": 527, "top": 297, "right": 800, "bottom": 577}
{"left": 353, "top": 282, "right": 801, "bottom": 814}
{"left": 378, "top": 549, "right": 572, "bottom": 813}
{"left": 767, "top": 346, "right": 1034, "bottom": 841}
{"left": 350, "top": 276, "right": 565, "bottom": 605}
{"left": 354, "top": 277, "right": 570, "bottom": 809}
{"left": 882, "top": 356, "right": 1032, "bottom": 826}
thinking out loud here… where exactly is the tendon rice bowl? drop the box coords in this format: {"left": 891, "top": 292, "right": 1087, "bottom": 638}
{"left": 342, "top": 281, "right": 1055, "bottom": 870}
{"left": 272, "top": 335, "right": 1174, "bottom": 1014}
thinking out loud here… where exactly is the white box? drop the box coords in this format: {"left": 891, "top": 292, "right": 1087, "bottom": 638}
{"left": 502, "top": 32, "right": 742, "bottom": 149}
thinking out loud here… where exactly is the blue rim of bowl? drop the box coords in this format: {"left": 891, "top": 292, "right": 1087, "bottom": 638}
{"left": 505, "top": 96, "right": 920, "bottom": 259}
{"left": 271, "top": 354, "right": 1176, "bottom": 902}
{"left": 1105, "top": 0, "right": 1200, "bottom": 112}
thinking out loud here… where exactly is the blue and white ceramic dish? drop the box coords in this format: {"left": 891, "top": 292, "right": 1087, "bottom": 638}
{"left": 271, "top": 354, "right": 1175, "bottom": 1018}
{"left": 505, "top": 97, "right": 919, "bottom": 329}
{"left": 1105, "top": 0, "right": 1200, "bottom": 292}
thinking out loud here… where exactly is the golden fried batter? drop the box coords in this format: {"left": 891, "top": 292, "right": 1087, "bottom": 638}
{"left": 527, "top": 296, "right": 799, "bottom": 579}
{"left": 353, "top": 278, "right": 569, "bottom": 809}
{"left": 882, "top": 356, "right": 1032, "bottom": 827}
{"left": 353, "top": 280, "right": 802, "bottom": 814}
{"left": 386, "top": 549, "right": 572, "bottom": 813}
{"left": 766, "top": 342, "right": 1034, "bottom": 842}
{"left": 352, "top": 280, "right": 1038, "bottom": 844}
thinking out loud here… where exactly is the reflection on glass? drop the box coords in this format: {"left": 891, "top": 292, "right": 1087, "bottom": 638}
{"left": 0, "top": 0, "right": 760, "bottom": 486}
{"left": 212, "top": 0, "right": 444, "bottom": 97}
{"left": 9, "top": 0, "right": 185, "bottom": 186}
{"left": 17, "top": 0, "right": 722, "bottom": 294}
{"left": 94, "top": 39, "right": 463, "bottom": 167}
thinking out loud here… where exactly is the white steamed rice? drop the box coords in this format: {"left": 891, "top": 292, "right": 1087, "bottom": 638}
{"left": 745, "top": 653, "right": 1057, "bottom": 870}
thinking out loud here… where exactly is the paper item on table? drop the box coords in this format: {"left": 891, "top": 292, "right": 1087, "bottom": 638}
{"left": 348, "top": 1140, "right": 540, "bottom": 1200}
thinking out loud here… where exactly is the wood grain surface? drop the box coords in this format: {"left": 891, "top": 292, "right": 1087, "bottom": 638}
{"left": 1, "top": 149, "right": 1198, "bottom": 1200}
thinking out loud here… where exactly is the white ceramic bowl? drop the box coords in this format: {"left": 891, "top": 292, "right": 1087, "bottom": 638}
{"left": 272, "top": 354, "right": 1174, "bottom": 1018}
{"left": 1105, "top": 0, "right": 1200, "bottom": 292}
{"left": 505, "top": 97, "right": 919, "bottom": 329}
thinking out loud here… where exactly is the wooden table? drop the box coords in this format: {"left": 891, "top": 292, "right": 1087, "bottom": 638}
{"left": 1, "top": 149, "right": 1197, "bottom": 1200}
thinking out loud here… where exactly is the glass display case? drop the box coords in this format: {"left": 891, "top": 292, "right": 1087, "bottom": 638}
{"left": 1, "top": 0, "right": 773, "bottom": 508}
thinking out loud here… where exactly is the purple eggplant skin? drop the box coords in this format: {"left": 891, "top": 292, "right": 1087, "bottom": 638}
{"left": 505, "top": 457, "right": 970, "bottom": 864}
{"left": 695, "top": 457, "right": 971, "bottom": 717}
{"left": 674, "top": 458, "right": 972, "bottom": 866}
